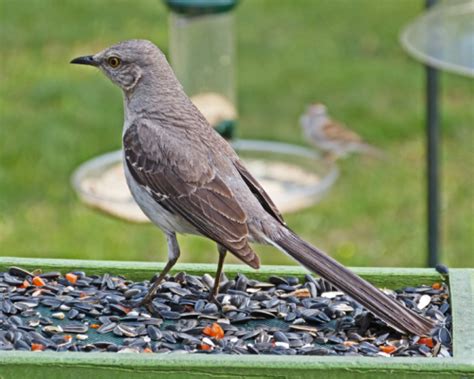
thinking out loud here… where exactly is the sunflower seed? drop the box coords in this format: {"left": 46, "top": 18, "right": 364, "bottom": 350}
{"left": 52, "top": 312, "right": 65, "bottom": 320}
{"left": 417, "top": 295, "right": 431, "bottom": 310}
{"left": 97, "top": 322, "right": 117, "bottom": 334}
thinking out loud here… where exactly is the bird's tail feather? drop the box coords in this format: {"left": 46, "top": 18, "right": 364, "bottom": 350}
{"left": 271, "top": 228, "right": 435, "bottom": 335}
{"left": 358, "top": 143, "right": 386, "bottom": 159}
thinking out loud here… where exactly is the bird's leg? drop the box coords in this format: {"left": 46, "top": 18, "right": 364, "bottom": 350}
{"left": 141, "top": 232, "right": 180, "bottom": 307}
{"left": 208, "top": 244, "right": 227, "bottom": 302}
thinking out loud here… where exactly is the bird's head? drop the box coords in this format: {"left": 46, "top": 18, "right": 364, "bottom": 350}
{"left": 70, "top": 39, "right": 165, "bottom": 92}
{"left": 306, "top": 103, "right": 328, "bottom": 117}
{"left": 300, "top": 103, "right": 328, "bottom": 132}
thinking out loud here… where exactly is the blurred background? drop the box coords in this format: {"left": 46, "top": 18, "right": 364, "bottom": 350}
{"left": 0, "top": 0, "right": 472, "bottom": 268}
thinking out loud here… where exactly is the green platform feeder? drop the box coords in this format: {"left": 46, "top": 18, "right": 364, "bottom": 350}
{"left": 0, "top": 257, "right": 473, "bottom": 378}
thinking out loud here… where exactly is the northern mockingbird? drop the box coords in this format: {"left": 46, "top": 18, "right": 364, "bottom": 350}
{"left": 71, "top": 40, "right": 434, "bottom": 335}
{"left": 300, "top": 103, "right": 383, "bottom": 159}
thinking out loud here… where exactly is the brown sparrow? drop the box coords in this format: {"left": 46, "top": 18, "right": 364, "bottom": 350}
{"left": 300, "top": 103, "right": 383, "bottom": 159}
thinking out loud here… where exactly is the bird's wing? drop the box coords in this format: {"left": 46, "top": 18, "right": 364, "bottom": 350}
{"left": 233, "top": 159, "right": 286, "bottom": 226}
{"left": 123, "top": 122, "right": 259, "bottom": 268}
{"left": 323, "top": 120, "right": 363, "bottom": 143}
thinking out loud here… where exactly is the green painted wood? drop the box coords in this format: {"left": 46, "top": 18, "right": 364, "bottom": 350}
{"left": 0, "top": 257, "right": 473, "bottom": 379}
{"left": 450, "top": 269, "right": 474, "bottom": 360}
{"left": 0, "top": 256, "right": 442, "bottom": 288}
{"left": 0, "top": 352, "right": 473, "bottom": 379}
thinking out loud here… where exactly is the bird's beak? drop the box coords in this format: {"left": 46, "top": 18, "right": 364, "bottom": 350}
{"left": 70, "top": 55, "right": 98, "bottom": 67}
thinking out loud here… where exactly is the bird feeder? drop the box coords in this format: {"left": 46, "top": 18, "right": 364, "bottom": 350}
{"left": 165, "top": 0, "right": 238, "bottom": 139}
{"left": 1, "top": 256, "right": 473, "bottom": 378}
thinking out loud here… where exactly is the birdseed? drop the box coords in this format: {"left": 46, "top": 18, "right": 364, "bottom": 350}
{"left": 0, "top": 267, "right": 451, "bottom": 356}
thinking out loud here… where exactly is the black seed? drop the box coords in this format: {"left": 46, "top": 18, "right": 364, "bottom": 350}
{"left": 247, "top": 344, "right": 260, "bottom": 354}
{"left": 124, "top": 288, "right": 141, "bottom": 299}
{"left": 147, "top": 325, "right": 162, "bottom": 341}
{"left": 159, "top": 310, "right": 181, "bottom": 320}
{"left": 97, "top": 322, "right": 116, "bottom": 334}
{"left": 268, "top": 276, "right": 288, "bottom": 286}
{"left": 374, "top": 332, "right": 390, "bottom": 345}
{"left": 287, "top": 277, "right": 299, "bottom": 286}
{"left": 436, "top": 327, "right": 451, "bottom": 345}
{"left": 194, "top": 299, "right": 206, "bottom": 313}
{"left": 62, "top": 323, "right": 88, "bottom": 334}
{"left": 235, "top": 274, "right": 248, "bottom": 292}
{"left": 202, "top": 303, "right": 218, "bottom": 315}
{"left": 8, "top": 267, "right": 33, "bottom": 278}
{"left": 162, "top": 331, "right": 177, "bottom": 344}
{"left": 435, "top": 264, "right": 449, "bottom": 275}
{"left": 39, "top": 272, "right": 61, "bottom": 280}
{"left": 273, "top": 331, "right": 289, "bottom": 343}
{"left": 67, "top": 309, "right": 79, "bottom": 320}
{"left": 14, "top": 339, "right": 30, "bottom": 351}
{"left": 3, "top": 273, "right": 24, "bottom": 285}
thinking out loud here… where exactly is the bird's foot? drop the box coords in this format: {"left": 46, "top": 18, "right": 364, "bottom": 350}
{"left": 207, "top": 293, "right": 222, "bottom": 306}
{"left": 138, "top": 296, "right": 157, "bottom": 316}
{"left": 139, "top": 291, "right": 156, "bottom": 309}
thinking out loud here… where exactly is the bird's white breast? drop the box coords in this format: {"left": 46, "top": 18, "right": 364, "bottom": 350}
{"left": 122, "top": 155, "right": 197, "bottom": 235}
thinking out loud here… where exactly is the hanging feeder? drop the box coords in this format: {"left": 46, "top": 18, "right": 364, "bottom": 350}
{"left": 166, "top": 0, "right": 239, "bottom": 139}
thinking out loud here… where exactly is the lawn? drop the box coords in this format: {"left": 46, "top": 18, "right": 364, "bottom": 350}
{"left": 0, "top": 0, "right": 472, "bottom": 269}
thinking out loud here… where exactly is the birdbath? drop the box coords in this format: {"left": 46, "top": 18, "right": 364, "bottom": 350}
{"left": 399, "top": 0, "right": 474, "bottom": 266}
{"left": 400, "top": 0, "right": 474, "bottom": 77}
{"left": 70, "top": 0, "right": 338, "bottom": 223}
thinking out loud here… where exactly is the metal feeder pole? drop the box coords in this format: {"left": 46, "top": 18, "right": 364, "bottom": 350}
{"left": 425, "top": 0, "right": 440, "bottom": 267}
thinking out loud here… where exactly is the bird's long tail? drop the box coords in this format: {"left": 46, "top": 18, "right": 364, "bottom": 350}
{"left": 357, "top": 143, "right": 386, "bottom": 159}
{"left": 271, "top": 228, "right": 435, "bottom": 335}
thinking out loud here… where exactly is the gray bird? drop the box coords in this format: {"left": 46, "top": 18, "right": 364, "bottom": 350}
{"left": 71, "top": 40, "right": 434, "bottom": 335}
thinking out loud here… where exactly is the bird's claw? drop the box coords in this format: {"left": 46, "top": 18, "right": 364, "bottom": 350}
{"left": 207, "top": 293, "right": 222, "bottom": 307}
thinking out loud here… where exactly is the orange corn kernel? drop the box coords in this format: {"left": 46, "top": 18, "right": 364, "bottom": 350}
{"left": 19, "top": 280, "right": 30, "bottom": 289}
{"left": 380, "top": 345, "right": 396, "bottom": 354}
{"left": 143, "top": 347, "right": 152, "bottom": 353}
{"left": 90, "top": 323, "right": 100, "bottom": 329}
{"left": 203, "top": 323, "right": 224, "bottom": 339}
{"left": 64, "top": 335, "right": 73, "bottom": 342}
{"left": 202, "top": 326, "right": 212, "bottom": 335}
{"left": 31, "top": 343, "right": 45, "bottom": 351}
{"left": 432, "top": 282, "right": 442, "bottom": 290}
{"left": 211, "top": 323, "right": 224, "bottom": 339}
{"left": 65, "top": 273, "right": 78, "bottom": 284}
{"left": 199, "top": 343, "right": 212, "bottom": 351}
{"left": 419, "top": 337, "right": 434, "bottom": 348}
{"left": 32, "top": 276, "right": 45, "bottom": 287}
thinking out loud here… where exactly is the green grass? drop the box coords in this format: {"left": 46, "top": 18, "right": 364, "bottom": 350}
{"left": 0, "top": 0, "right": 472, "bottom": 269}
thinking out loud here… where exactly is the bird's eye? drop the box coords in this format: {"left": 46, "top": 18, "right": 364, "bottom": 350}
{"left": 107, "top": 56, "right": 121, "bottom": 68}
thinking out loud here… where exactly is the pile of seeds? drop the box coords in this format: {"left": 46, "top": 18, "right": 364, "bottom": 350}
{"left": 0, "top": 267, "right": 451, "bottom": 356}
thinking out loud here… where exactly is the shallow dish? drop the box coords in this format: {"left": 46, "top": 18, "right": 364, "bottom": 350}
{"left": 71, "top": 139, "right": 339, "bottom": 222}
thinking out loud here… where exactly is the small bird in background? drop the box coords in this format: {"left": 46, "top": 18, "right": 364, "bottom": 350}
{"left": 300, "top": 103, "right": 383, "bottom": 160}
